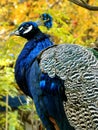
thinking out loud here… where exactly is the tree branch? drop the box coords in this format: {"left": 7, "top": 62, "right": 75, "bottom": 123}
{"left": 69, "top": 0, "right": 98, "bottom": 11}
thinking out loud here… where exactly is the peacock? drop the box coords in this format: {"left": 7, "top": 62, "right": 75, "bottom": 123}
{"left": 10, "top": 13, "right": 98, "bottom": 130}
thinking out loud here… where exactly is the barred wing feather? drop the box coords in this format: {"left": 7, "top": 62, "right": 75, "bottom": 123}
{"left": 40, "top": 44, "right": 98, "bottom": 130}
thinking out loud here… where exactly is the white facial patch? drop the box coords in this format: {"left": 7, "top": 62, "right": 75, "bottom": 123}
{"left": 23, "top": 25, "right": 33, "bottom": 34}
{"left": 19, "top": 27, "right": 23, "bottom": 31}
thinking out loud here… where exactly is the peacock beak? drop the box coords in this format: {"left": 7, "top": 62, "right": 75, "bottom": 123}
{"left": 10, "top": 30, "right": 20, "bottom": 36}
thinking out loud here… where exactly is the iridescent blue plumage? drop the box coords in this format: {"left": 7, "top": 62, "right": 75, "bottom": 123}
{"left": 11, "top": 14, "right": 75, "bottom": 130}
{"left": 41, "top": 13, "right": 53, "bottom": 29}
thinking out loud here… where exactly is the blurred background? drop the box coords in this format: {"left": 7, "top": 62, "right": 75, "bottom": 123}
{"left": 0, "top": 0, "right": 98, "bottom": 130}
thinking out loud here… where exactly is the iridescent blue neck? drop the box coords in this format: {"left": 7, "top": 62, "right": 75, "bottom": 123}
{"left": 15, "top": 33, "right": 53, "bottom": 96}
{"left": 16, "top": 33, "right": 53, "bottom": 69}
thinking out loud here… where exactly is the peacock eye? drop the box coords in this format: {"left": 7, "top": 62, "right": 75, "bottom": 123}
{"left": 19, "top": 24, "right": 30, "bottom": 31}
{"left": 24, "top": 24, "right": 30, "bottom": 29}
{"left": 23, "top": 24, "right": 33, "bottom": 34}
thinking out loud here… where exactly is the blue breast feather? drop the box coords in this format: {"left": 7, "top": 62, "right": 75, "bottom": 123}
{"left": 15, "top": 34, "right": 53, "bottom": 97}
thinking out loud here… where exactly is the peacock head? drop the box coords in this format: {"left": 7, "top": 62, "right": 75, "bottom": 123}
{"left": 10, "top": 13, "right": 53, "bottom": 40}
{"left": 10, "top": 21, "right": 39, "bottom": 40}
{"left": 36, "top": 13, "right": 53, "bottom": 29}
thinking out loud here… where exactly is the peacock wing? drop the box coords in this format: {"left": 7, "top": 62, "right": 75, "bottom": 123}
{"left": 39, "top": 44, "right": 98, "bottom": 130}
